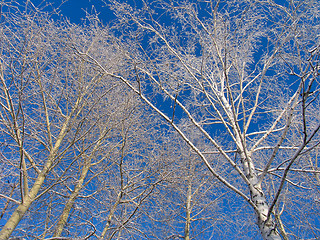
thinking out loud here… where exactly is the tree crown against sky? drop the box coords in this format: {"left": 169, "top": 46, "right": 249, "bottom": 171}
{"left": 0, "top": 0, "right": 320, "bottom": 239}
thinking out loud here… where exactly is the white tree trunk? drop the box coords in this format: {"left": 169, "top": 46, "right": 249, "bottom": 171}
{"left": 242, "top": 154, "right": 281, "bottom": 240}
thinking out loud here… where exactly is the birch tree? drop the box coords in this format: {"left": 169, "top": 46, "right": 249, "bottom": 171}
{"left": 86, "top": 0, "right": 320, "bottom": 239}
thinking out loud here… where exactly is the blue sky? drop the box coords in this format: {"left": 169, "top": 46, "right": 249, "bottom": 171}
{"left": 34, "top": 0, "right": 115, "bottom": 24}
{"left": 1, "top": 0, "right": 319, "bottom": 239}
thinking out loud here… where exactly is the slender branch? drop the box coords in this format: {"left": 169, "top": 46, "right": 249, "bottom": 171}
{"left": 267, "top": 122, "right": 320, "bottom": 221}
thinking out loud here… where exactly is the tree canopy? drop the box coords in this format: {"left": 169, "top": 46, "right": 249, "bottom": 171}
{"left": 0, "top": 0, "right": 320, "bottom": 239}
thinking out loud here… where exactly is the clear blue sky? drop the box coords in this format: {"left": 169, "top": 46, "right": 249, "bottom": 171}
{"left": 32, "top": 0, "right": 115, "bottom": 24}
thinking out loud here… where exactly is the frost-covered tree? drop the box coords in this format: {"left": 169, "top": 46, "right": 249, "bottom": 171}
{"left": 1, "top": 0, "right": 320, "bottom": 239}
{"left": 0, "top": 2, "right": 165, "bottom": 239}
{"left": 87, "top": 0, "right": 320, "bottom": 239}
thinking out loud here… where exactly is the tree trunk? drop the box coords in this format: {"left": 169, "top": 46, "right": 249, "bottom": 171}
{"left": 0, "top": 172, "right": 46, "bottom": 239}
{"left": 0, "top": 117, "right": 71, "bottom": 239}
{"left": 242, "top": 155, "right": 281, "bottom": 240}
{"left": 100, "top": 191, "right": 122, "bottom": 239}
{"left": 53, "top": 159, "right": 91, "bottom": 237}
{"left": 184, "top": 178, "right": 192, "bottom": 240}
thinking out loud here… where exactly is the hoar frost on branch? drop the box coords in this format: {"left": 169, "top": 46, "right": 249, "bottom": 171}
{"left": 0, "top": 0, "right": 320, "bottom": 239}
{"left": 96, "top": 0, "right": 320, "bottom": 239}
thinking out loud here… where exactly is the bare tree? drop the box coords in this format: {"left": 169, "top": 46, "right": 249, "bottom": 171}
{"left": 0, "top": 3, "right": 174, "bottom": 239}
{"left": 83, "top": 0, "right": 320, "bottom": 239}
{"left": 1, "top": 0, "right": 320, "bottom": 239}
{"left": 0, "top": 2, "right": 163, "bottom": 239}
{"left": 142, "top": 132, "right": 228, "bottom": 240}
